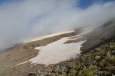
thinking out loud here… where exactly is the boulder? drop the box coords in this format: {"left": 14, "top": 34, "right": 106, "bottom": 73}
{"left": 28, "top": 73, "right": 37, "bottom": 76}
{"left": 82, "top": 60, "right": 93, "bottom": 66}
{"left": 112, "top": 50, "right": 115, "bottom": 54}
{"left": 95, "top": 48, "right": 101, "bottom": 52}
{"left": 95, "top": 56, "right": 101, "bottom": 60}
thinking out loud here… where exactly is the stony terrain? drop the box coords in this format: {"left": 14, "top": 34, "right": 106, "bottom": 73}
{"left": 81, "top": 18, "right": 115, "bottom": 54}
{"left": 26, "top": 39, "right": 115, "bottom": 76}
{"left": 5, "top": 39, "right": 115, "bottom": 76}
{"left": 26, "top": 18, "right": 115, "bottom": 76}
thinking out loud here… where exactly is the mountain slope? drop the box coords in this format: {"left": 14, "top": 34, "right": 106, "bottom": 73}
{"left": 0, "top": 28, "right": 83, "bottom": 76}
{"left": 81, "top": 18, "right": 115, "bottom": 54}
{"left": 0, "top": 18, "right": 115, "bottom": 76}
{"left": 23, "top": 19, "right": 115, "bottom": 76}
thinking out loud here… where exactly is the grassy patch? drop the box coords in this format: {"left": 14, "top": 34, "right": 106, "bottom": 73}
{"left": 99, "top": 56, "right": 115, "bottom": 69}
{"left": 69, "top": 68, "right": 76, "bottom": 76}
{"left": 81, "top": 54, "right": 94, "bottom": 61}
{"left": 93, "top": 50, "right": 105, "bottom": 56}
{"left": 75, "top": 61, "right": 81, "bottom": 70}
{"left": 79, "top": 65, "right": 97, "bottom": 76}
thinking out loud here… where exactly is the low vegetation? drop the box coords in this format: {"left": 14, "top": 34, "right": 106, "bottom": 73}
{"left": 27, "top": 40, "right": 114, "bottom": 76}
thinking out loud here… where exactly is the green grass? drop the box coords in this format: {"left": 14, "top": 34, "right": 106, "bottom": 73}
{"left": 79, "top": 65, "right": 97, "bottom": 76}
{"left": 75, "top": 61, "right": 81, "bottom": 70}
{"left": 93, "top": 50, "right": 105, "bottom": 56}
{"left": 99, "top": 56, "right": 115, "bottom": 69}
{"left": 81, "top": 54, "right": 94, "bottom": 61}
{"left": 70, "top": 68, "right": 76, "bottom": 76}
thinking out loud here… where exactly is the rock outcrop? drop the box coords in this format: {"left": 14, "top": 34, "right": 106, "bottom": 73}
{"left": 81, "top": 18, "right": 115, "bottom": 54}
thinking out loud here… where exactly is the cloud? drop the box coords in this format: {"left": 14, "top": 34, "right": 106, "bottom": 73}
{"left": 0, "top": 0, "right": 115, "bottom": 51}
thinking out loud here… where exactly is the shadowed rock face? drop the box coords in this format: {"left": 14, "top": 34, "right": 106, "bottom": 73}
{"left": 81, "top": 18, "right": 115, "bottom": 54}
{"left": 28, "top": 73, "right": 37, "bottom": 76}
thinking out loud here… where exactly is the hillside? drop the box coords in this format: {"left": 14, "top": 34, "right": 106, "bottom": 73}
{"left": 26, "top": 39, "right": 115, "bottom": 76}
{"left": 81, "top": 18, "right": 115, "bottom": 54}
{"left": 0, "top": 28, "right": 83, "bottom": 76}
{"left": 0, "top": 19, "right": 115, "bottom": 76}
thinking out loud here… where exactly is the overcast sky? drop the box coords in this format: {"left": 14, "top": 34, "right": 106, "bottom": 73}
{"left": 0, "top": 0, "right": 115, "bottom": 51}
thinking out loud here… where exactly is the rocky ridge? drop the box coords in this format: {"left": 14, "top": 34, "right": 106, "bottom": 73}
{"left": 81, "top": 18, "right": 115, "bottom": 54}
{"left": 26, "top": 18, "right": 115, "bottom": 76}
{"left": 27, "top": 39, "right": 115, "bottom": 76}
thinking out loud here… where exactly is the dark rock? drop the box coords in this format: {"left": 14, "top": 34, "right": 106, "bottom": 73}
{"left": 82, "top": 60, "right": 93, "bottom": 66}
{"left": 28, "top": 73, "right": 37, "bottom": 76}
{"left": 112, "top": 50, "right": 115, "bottom": 54}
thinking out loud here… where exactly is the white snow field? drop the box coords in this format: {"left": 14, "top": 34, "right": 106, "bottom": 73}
{"left": 17, "top": 27, "right": 94, "bottom": 66}
{"left": 29, "top": 37, "right": 85, "bottom": 65}
{"left": 29, "top": 27, "right": 94, "bottom": 65}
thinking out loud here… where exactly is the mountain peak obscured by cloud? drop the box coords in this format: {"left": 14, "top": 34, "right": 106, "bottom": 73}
{"left": 0, "top": 0, "right": 115, "bottom": 51}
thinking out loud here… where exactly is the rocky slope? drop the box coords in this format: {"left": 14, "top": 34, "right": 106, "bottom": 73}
{"left": 27, "top": 39, "right": 115, "bottom": 76}
{"left": 81, "top": 18, "right": 115, "bottom": 54}
{"left": 25, "top": 18, "right": 115, "bottom": 76}
{"left": 0, "top": 19, "right": 115, "bottom": 76}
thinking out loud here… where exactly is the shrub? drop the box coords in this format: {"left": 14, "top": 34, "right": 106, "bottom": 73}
{"left": 79, "top": 65, "right": 97, "bottom": 76}
{"left": 94, "top": 50, "right": 105, "bottom": 56}
{"left": 99, "top": 57, "right": 115, "bottom": 69}
{"left": 81, "top": 54, "right": 94, "bottom": 61}
{"left": 107, "top": 57, "right": 115, "bottom": 66}
{"left": 70, "top": 69, "right": 76, "bottom": 76}
{"left": 75, "top": 61, "right": 81, "bottom": 70}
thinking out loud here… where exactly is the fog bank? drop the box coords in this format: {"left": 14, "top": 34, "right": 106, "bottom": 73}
{"left": 0, "top": 0, "right": 115, "bottom": 51}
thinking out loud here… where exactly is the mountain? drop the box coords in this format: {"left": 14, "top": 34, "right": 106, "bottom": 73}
{"left": 0, "top": 19, "right": 115, "bottom": 76}
{"left": 81, "top": 18, "right": 115, "bottom": 54}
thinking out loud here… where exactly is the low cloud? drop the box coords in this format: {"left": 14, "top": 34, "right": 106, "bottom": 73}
{"left": 0, "top": 0, "right": 115, "bottom": 51}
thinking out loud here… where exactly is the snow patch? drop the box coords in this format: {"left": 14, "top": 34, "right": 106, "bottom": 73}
{"left": 24, "top": 31, "right": 74, "bottom": 43}
{"left": 29, "top": 37, "right": 85, "bottom": 65}
{"left": 16, "top": 28, "right": 94, "bottom": 66}
{"left": 15, "top": 61, "right": 29, "bottom": 66}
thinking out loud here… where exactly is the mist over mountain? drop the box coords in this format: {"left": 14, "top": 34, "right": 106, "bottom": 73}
{"left": 0, "top": 0, "right": 115, "bottom": 76}
{"left": 81, "top": 18, "right": 115, "bottom": 54}
{"left": 0, "top": 0, "right": 115, "bottom": 51}
{"left": 0, "top": 17, "right": 115, "bottom": 76}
